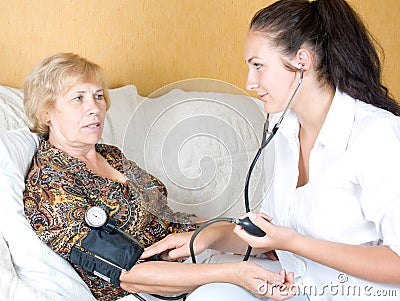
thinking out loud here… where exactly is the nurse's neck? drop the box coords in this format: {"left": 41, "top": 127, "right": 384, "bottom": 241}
{"left": 294, "top": 84, "right": 335, "bottom": 137}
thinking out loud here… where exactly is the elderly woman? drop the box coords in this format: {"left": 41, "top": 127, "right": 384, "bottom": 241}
{"left": 22, "top": 53, "right": 291, "bottom": 301}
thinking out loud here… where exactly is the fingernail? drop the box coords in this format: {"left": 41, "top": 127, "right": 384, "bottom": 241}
{"left": 275, "top": 275, "right": 285, "bottom": 284}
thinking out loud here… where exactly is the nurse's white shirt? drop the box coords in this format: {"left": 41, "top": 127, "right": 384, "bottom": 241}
{"left": 261, "top": 90, "right": 400, "bottom": 300}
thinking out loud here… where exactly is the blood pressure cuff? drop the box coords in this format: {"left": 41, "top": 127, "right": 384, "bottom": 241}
{"left": 70, "top": 228, "right": 144, "bottom": 287}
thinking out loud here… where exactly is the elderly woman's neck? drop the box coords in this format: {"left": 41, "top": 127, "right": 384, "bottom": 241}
{"left": 48, "top": 136, "right": 100, "bottom": 164}
{"left": 66, "top": 147, "right": 100, "bottom": 164}
{"left": 47, "top": 135, "right": 126, "bottom": 183}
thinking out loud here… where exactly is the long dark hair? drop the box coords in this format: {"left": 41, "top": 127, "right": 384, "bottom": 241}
{"left": 250, "top": 0, "right": 399, "bottom": 115}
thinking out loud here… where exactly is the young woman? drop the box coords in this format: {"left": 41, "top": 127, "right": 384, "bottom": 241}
{"left": 143, "top": 0, "right": 400, "bottom": 300}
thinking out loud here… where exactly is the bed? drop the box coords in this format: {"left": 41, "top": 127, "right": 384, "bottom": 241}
{"left": 0, "top": 80, "right": 274, "bottom": 300}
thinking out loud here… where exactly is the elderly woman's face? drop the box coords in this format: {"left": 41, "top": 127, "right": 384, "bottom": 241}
{"left": 45, "top": 82, "right": 107, "bottom": 150}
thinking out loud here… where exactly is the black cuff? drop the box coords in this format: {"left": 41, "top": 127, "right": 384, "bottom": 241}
{"left": 70, "top": 228, "right": 144, "bottom": 287}
{"left": 70, "top": 247, "right": 123, "bottom": 286}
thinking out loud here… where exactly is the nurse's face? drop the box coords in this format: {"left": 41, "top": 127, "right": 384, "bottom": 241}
{"left": 245, "top": 31, "right": 298, "bottom": 114}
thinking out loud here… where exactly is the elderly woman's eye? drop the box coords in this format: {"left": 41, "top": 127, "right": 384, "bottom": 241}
{"left": 72, "top": 96, "right": 83, "bottom": 102}
{"left": 94, "top": 94, "right": 104, "bottom": 100}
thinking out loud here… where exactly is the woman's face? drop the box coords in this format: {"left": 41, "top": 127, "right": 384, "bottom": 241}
{"left": 45, "top": 82, "right": 107, "bottom": 151}
{"left": 244, "top": 31, "right": 298, "bottom": 114}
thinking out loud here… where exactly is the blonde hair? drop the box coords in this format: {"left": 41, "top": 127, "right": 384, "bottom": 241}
{"left": 24, "top": 53, "right": 110, "bottom": 136}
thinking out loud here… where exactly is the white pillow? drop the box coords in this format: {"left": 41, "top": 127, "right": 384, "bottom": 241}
{"left": 0, "top": 86, "right": 31, "bottom": 131}
{"left": 101, "top": 85, "right": 145, "bottom": 149}
{"left": 0, "top": 128, "right": 96, "bottom": 301}
{"left": 121, "top": 89, "right": 275, "bottom": 219}
{"left": 0, "top": 230, "right": 54, "bottom": 301}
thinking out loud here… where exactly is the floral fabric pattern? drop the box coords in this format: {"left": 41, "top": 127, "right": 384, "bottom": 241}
{"left": 24, "top": 139, "right": 195, "bottom": 300}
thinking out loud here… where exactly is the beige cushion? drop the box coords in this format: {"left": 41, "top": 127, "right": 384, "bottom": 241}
{"left": 121, "top": 88, "right": 273, "bottom": 219}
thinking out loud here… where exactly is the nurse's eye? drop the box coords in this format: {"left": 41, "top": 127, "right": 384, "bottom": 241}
{"left": 253, "top": 63, "right": 263, "bottom": 70}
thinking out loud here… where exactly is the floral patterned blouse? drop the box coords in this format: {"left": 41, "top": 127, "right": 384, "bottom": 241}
{"left": 23, "top": 139, "right": 195, "bottom": 300}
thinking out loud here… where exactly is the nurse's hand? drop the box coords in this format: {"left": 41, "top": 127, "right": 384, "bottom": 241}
{"left": 141, "top": 231, "right": 197, "bottom": 261}
{"left": 233, "top": 212, "right": 297, "bottom": 252}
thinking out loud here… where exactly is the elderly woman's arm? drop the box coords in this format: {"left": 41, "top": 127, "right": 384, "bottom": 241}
{"left": 24, "top": 178, "right": 88, "bottom": 256}
{"left": 120, "top": 260, "right": 294, "bottom": 300}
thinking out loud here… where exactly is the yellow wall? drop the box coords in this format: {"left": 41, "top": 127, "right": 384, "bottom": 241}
{"left": 0, "top": 0, "right": 398, "bottom": 100}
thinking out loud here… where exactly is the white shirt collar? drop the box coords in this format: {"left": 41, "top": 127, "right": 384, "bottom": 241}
{"left": 316, "top": 89, "right": 356, "bottom": 151}
{"left": 272, "top": 89, "right": 356, "bottom": 151}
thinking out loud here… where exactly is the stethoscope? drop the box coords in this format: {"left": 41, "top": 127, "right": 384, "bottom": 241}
{"left": 133, "top": 68, "right": 305, "bottom": 301}
{"left": 90, "top": 67, "right": 304, "bottom": 301}
{"left": 245, "top": 66, "right": 304, "bottom": 213}
{"left": 190, "top": 67, "right": 304, "bottom": 262}
{"left": 241, "top": 67, "right": 304, "bottom": 260}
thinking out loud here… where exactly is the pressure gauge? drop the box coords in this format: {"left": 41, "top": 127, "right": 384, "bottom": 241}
{"left": 85, "top": 206, "right": 108, "bottom": 228}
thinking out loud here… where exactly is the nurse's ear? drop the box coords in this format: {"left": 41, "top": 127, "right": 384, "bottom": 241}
{"left": 293, "top": 48, "right": 312, "bottom": 72}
